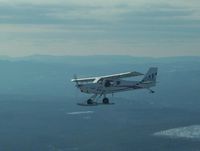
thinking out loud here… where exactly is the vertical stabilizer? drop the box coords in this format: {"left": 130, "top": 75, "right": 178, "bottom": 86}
{"left": 142, "top": 67, "right": 158, "bottom": 82}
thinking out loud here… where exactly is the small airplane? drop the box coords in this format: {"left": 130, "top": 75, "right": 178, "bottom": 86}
{"left": 71, "top": 67, "right": 158, "bottom": 105}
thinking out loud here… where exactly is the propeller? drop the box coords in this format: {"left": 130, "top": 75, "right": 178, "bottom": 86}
{"left": 73, "top": 74, "right": 81, "bottom": 88}
{"left": 73, "top": 74, "right": 81, "bottom": 103}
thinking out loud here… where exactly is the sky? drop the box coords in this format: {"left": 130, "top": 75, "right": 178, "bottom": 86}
{"left": 0, "top": 0, "right": 200, "bottom": 57}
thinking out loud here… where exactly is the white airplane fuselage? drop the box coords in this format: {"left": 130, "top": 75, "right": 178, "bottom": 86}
{"left": 72, "top": 67, "right": 158, "bottom": 104}
{"left": 77, "top": 79, "right": 155, "bottom": 95}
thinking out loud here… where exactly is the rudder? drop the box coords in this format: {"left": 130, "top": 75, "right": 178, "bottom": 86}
{"left": 142, "top": 67, "right": 158, "bottom": 82}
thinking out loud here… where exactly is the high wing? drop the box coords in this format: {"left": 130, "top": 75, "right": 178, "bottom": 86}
{"left": 98, "top": 71, "right": 143, "bottom": 80}
{"left": 71, "top": 71, "right": 143, "bottom": 83}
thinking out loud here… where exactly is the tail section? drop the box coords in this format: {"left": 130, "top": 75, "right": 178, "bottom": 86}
{"left": 142, "top": 67, "right": 158, "bottom": 83}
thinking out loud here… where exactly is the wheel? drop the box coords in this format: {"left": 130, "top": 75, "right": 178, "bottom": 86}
{"left": 87, "top": 99, "right": 93, "bottom": 104}
{"left": 150, "top": 90, "right": 155, "bottom": 93}
{"left": 102, "top": 97, "right": 109, "bottom": 104}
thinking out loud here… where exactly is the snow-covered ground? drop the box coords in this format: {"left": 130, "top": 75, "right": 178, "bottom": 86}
{"left": 154, "top": 125, "right": 200, "bottom": 139}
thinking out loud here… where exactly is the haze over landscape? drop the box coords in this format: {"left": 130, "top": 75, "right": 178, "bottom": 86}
{"left": 0, "top": 55, "right": 200, "bottom": 151}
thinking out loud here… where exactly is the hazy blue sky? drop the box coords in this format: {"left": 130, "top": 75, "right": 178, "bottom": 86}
{"left": 0, "top": 0, "right": 200, "bottom": 57}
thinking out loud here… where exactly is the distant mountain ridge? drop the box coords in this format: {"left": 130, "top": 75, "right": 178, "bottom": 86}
{"left": 0, "top": 55, "right": 200, "bottom": 64}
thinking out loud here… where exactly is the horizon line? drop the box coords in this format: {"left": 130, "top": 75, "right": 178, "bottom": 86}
{"left": 0, "top": 54, "right": 200, "bottom": 59}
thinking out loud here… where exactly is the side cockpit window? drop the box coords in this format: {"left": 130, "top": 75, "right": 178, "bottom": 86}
{"left": 104, "top": 80, "right": 115, "bottom": 87}
{"left": 104, "top": 80, "right": 111, "bottom": 87}
{"left": 96, "top": 78, "right": 103, "bottom": 84}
